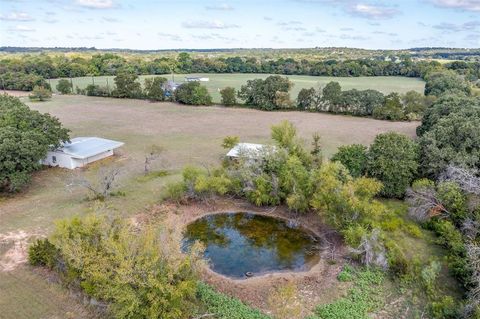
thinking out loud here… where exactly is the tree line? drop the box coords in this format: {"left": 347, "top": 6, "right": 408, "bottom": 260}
{"left": 1, "top": 52, "right": 479, "bottom": 92}
{"left": 23, "top": 62, "right": 474, "bottom": 124}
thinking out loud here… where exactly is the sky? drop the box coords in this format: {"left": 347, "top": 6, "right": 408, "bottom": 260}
{"left": 0, "top": 0, "right": 479, "bottom": 50}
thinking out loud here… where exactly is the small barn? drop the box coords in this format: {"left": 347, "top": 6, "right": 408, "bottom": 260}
{"left": 185, "top": 77, "right": 209, "bottom": 82}
{"left": 226, "top": 143, "right": 267, "bottom": 159}
{"left": 41, "top": 137, "right": 124, "bottom": 169}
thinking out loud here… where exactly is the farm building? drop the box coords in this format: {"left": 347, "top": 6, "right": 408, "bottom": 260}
{"left": 41, "top": 137, "right": 124, "bottom": 169}
{"left": 185, "top": 76, "right": 209, "bottom": 82}
{"left": 226, "top": 143, "right": 269, "bottom": 159}
{"left": 165, "top": 80, "right": 181, "bottom": 91}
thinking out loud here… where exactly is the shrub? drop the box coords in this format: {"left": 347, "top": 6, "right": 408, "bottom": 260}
{"left": 222, "top": 136, "right": 239, "bottom": 149}
{"left": 56, "top": 79, "right": 73, "bottom": 94}
{"left": 111, "top": 70, "right": 143, "bottom": 98}
{"left": 372, "top": 92, "right": 405, "bottom": 121}
{"left": 1, "top": 72, "right": 49, "bottom": 91}
{"left": 337, "top": 265, "right": 354, "bottom": 282}
{"left": 175, "top": 82, "right": 212, "bottom": 105}
{"left": 421, "top": 260, "right": 441, "bottom": 296}
{"left": 144, "top": 77, "right": 167, "bottom": 101}
{"left": 181, "top": 166, "right": 231, "bottom": 200}
{"left": 163, "top": 182, "right": 186, "bottom": 203}
{"left": 367, "top": 132, "right": 419, "bottom": 198}
{"left": 424, "top": 71, "right": 471, "bottom": 97}
{"left": 419, "top": 111, "right": 480, "bottom": 178}
{"left": 385, "top": 240, "right": 411, "bottom": 276}
{"left": 428, "top": 219, "right": 471, "bottom": 286}
{"left": 28, "top": 238, "right": 58, "bottom": 268}
{"left": 238, "top": 75, "right": 292, "bottom": 111}
{"left": 437, "top": 181, "right": 468, "bottom": 224}
{"left": 85, "top": 84, "right": 109, "bottom": 97}
{"left": 274, "top": 91, "right": 294, "bottom": 109}
{"left": 29, "top": 85, "right": 52, "bottom": 101}
{"left": 281, "top": 155, "right": 312, "bottom": 213}
{"left": 429, "top": 296, "right": 458, "bottom": 319}
{"left": 297, "top": 87, "right": 317, "bottom": 110}
{"left": 247, "top": 173, "right": 282, "bottom": 206}
{"left": 220, "top": 86, "right": 237, "bottom": 106}
{"left": 311, "top": 162, "right": 384, "bottom": 231}
{"left": 331, "top": 144, "right": 368, "bottom": 178}
{"left": 267, "top": 283, "right": 302, "bottom": 319}
{"left": 33, "top": 214, "right": 202, "bottom": 319}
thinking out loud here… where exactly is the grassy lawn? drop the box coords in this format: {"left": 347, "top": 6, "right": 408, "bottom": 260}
{"left": 0, "top": 94, "right": 420, "bottom": 317}
{"left": 48, "top": 74, "right": 426, "bottom": 103}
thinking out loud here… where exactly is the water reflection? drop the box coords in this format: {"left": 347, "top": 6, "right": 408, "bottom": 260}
{"left": 182, "top": 212, "right": 321, "bottom": 279}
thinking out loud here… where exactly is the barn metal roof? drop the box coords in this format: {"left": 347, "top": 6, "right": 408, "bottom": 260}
{"left": 58, "top": 137, "right": 124, "bottom": 159}
{"left": 226, "top": 143, "right": 267, "bottom": 158}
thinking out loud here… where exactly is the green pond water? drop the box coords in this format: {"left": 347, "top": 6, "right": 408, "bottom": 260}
{"left": 182, "top": 212, "right": 321, "bottom": 279}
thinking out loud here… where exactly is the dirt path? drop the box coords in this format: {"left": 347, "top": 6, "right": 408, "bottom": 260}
{"left": 0, "top": 229, "right": 44, "bottom": 272}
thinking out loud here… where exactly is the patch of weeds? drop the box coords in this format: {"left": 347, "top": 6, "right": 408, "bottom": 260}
{"left": 109, "top": 190, "right": 126, "bottom": 197}
{"left": 337, "top": 264, "right": 354, "bottom": 282}
{"left": 196, "top": 282, "right": 271, "bottom": 319}
{"left": 308, "top": 267, "right": 385, "bottom": 319}
{"left": 136, "top": 170, "right": 170, "bottom": 183}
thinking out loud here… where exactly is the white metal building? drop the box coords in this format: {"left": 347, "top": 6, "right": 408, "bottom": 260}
{"left": 185, "top": 77, "right": 209, "bottom": 82}
{"left": 226, "top": 143, "right": 268, "bottom": 159}
{"left": 41, "top": 137, "right": 124, "bottom": 169}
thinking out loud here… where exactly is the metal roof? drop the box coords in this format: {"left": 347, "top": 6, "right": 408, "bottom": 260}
{"left": 58, "top": 137, "right": 124, "bottom": 159}
{"left": 226, "top": 143, "right": 266, "bottom": 158}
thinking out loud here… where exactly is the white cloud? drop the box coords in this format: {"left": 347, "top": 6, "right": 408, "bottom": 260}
{"left": 433, "top": 20, "right": 480, "bottom": 31}
{"left": 44, "top": 18, "right": 59, "bottom": 23}
{"left": 158, "top": 32, "right": 182, "bottom": 41}
{"left": 339, "top": 34, "right": 370, "bottom": 40}
{"left": 429, "top": 0, "right": 480, "bottom": 11}
{"left": 9, "top": 25, "right": 35, "bottom": 32}
{"left": 293, "top": 0, "right": 400, "bottom": 19}
{"left": 182, "top": 20, "right": 239, "bottom": 29}
{"left": 347, "top": 3, "right": 400, "bottom": 19}
{"left": 205, "top": 3, "right": 234, "bottom": 10}
{"left": 0, "top": 12, "right": 34, "bottom": 21}
{"left": 191, "top": 33, "right": 235, "bottom": 42}
{"left": 102, "top": 16, "right": 119, "bottom": 22}
{"left": 76, "top": 0, "right": 115, "bottom": 9}
{"left": 277, "top": 20, "right": 302, "bottom": 26}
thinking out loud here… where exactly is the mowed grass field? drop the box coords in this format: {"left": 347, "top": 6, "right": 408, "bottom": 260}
{"left": 49, "top": 73, "right": 425, "bottom": 103}
{"left": 0, "top": 95, "right": 419, "bottom": 318}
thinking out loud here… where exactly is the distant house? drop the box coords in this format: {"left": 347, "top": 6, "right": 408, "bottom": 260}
{"left": 185, "top": 77, "right": 209, "bottom": 82}
{"left": 165, "top": 80, "right": 181, "bottom": 91}
{"left": 41, "top": 137, "right": 124, "bottom": 169}
{"left": 226, "top": 143, "right": 269, "bottom": 159}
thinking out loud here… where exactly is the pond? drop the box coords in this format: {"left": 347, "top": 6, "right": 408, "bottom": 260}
{"left": 182, "top": 212, "right": 321, "bottom": 279}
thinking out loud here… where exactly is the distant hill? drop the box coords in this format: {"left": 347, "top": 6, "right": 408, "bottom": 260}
{"left": 1, "top": 46, "right": 479, "bottom": 61}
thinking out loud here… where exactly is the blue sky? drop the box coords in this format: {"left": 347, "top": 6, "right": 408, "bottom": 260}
{"left": 0, "top": 0, "right": 479, "bottom": 49}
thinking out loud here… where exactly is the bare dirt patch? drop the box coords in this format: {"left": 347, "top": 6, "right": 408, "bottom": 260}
{"left": 0, "top": 230, "right": 42, "bottom": 272}
{"left": 146, "top": 198, "right": 350, "bottom": 317}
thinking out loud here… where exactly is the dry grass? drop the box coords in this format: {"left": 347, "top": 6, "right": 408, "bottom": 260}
{"left": 0, "top": 94, "right": 418, "bottom": 317}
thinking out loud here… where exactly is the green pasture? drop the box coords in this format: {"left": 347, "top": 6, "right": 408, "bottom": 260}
{"left": 48, "top": 74, "right": 425, "bottom": 103}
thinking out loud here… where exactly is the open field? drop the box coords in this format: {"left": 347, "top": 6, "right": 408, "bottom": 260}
{"left": 0, "top": 95, "right": 419, "bottom": 317}
{"left": 48, "top": 74, "right": 426, "bottom": 103}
